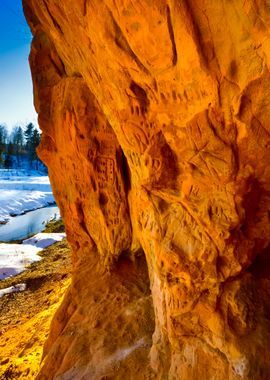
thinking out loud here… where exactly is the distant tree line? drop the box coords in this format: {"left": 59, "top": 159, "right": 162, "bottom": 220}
{"left": 0, "top": 123, "right": 45, "bottom": 170}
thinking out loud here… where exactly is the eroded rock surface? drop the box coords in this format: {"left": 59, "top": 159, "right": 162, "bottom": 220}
{"left": 23, "top": 1, "right": 270, "bottom": 379}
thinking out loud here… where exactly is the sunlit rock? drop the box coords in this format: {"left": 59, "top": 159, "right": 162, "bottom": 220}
{"left": 23, "top": 1, "right": 270, "bottom": 379}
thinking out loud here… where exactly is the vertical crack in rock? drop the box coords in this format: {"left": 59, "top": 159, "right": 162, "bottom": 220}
{"left": 166, "top": 5, "right": 178, "bottom": 67}
{"left": 43, "top": 1, "right": 64, "bottom": 35}
{"left": 83, "top": 0, "right": 88, "bottom": 17}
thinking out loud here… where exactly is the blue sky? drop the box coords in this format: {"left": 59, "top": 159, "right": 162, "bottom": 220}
{"left": 0, "top": 0, "right": 37, "bottom": 130}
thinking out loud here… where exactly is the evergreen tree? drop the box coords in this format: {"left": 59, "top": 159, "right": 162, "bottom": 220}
{"left": 11, "top": 126, "right": 24, "bottom": 167}
{"left": 0, "top": 123, "right": 43, "bottom": 170}
{"left": 24, "top": 123, "right": 35, "bottom": 168}
{"left": 0, "top": 125, "right": 8, "bottom": 145}
{"left": 0, "top": 125, "right": 8, "bottom": 166}
{"left": 31, "top": 128, "right": 41, "bottom": 169}
{"left": 24, "top": 123, "right": 34, "bottom": 150}
{"left": 4, "top": 143, "right": 13, "bottom": 169}
{"left": 12, "top": 126, "right": 24, "bottom": 147}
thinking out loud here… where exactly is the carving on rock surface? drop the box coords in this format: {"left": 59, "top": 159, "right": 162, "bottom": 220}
{"left": 23, "top": 0, "right": 270, "bottom": 379}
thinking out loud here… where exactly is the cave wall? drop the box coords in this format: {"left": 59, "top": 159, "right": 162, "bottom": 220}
{"left": 23, "top": 1, "right": 270, "bottom": 379}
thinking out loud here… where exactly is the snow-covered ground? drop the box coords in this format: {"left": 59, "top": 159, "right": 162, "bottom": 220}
{"left": 0, "top": 283, "right": 26, "bottom": 298}
{"left": 0, "top": 232, "right": 66, "bottom": 281}
{"left": 0, "top": 169, "right": 55, "bottom": 223}
{"left": 23, "top": 233, "right": 66, "bottom": 249}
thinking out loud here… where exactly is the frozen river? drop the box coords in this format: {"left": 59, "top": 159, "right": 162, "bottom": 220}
{"left": 0, "top": 170, "right": 63, "bottom": 284}
{"left": 0, "top": 206, "right": 60, "bottom": 242}
{"left": 0, "top": 169, "right": 58, "bottom": 241}
{"left": 0, "top": 170, "right": 55, "bottom": 224}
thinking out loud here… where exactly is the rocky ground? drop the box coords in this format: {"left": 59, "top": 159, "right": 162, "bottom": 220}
{"left": 0, "top": 218, "right": 156, "bottom": 380}
{"left": 0, "top": 224, "right": 71, "bottom": 380}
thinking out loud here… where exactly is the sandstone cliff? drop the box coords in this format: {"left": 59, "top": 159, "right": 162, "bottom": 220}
{"left": 23, "top": 1, "right": 270, "bottom": 379}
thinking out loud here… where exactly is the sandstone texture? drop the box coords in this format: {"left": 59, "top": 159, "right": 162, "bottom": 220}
{"left": 23, "top": 1, "right": 270, "bottom": 379}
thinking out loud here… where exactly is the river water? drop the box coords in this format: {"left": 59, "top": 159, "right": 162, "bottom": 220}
{"left": 0, "top": 206, "right": 60, "bottom": 242}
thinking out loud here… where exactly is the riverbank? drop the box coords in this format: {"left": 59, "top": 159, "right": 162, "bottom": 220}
{"left": 0, "top": 207, "right": 60, "bottom": 243}
{"left": 0, "top": 237, "right": 71, "bottom": 379}
{"left": 0, "top": 170, "right": 55, "bottom": 225}
{"left": 0, "top": 232, "right": 66, "bottom": 281}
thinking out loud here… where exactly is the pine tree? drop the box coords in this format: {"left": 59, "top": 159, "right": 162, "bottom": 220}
{"left": 11, "top": 126, "right": 24, "bottom": 167}
{"left": 31, "top": 128, "right": 41, "bottom": 169}
{"left": 0, "top": 125, "right": 8, "bottom": 146}
{"left": 24, "top": 123, "right": 34, "bottom": 149}
{"left": 24, "top": 123, "right": 35, "bottom": 168}
{"left": 0, "top": 125, "right": 8, "bottom": 166}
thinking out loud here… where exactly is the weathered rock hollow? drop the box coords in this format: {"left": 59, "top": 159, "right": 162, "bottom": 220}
{"left": 23, "top": 1, "right": 270, "bottom": 379}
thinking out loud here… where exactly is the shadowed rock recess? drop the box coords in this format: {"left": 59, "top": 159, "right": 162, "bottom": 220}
{"left": 23, "top": 1, "right": 270, "bottom": 379}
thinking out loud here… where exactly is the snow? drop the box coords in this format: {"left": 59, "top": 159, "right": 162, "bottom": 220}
{"left": 23, "top": 233, "right": 66, "bottom": 248}
{"left": 0, "top": 169, "right": 55, "bottom": 223}
{"left": 0, "top": 243, "right": 40, "bottom": 280}
{"left": 0, "top": 283, "right": 26, "bottom": 298}
{"left": 0, "top": 233, "right": 66, "bottom": 281}
{"left": 0, "top": 169, "right": 46, "bottom": 178}
{"left": 0, "top": 169, "right": 65, "bottom": 284}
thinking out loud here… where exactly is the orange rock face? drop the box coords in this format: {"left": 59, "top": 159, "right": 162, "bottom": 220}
{"left": 23, "top": 1, "right": 270, "bottom": 379}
